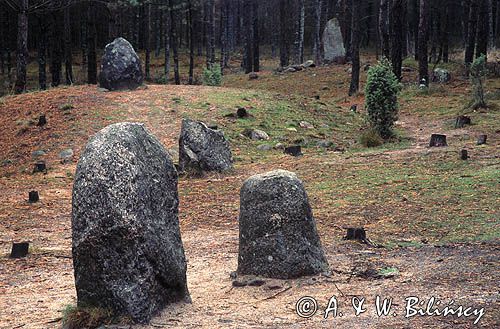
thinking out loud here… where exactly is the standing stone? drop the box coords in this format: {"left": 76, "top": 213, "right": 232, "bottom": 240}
{"left": 98, "top": 37, "right": 144, "bottom": 91}
{"left": 72, "top": 123, "right": 189, "bottom": 323}
{"left": 429, "top": 134, "right": 448, "bottom": 147}
{"left": 237, "top": 170, "right": 329, "bottom": 279}
{"left": 477, "top": 135, "right": 487, "bottom": 145}
{"left": 322, "top": 18, "right": 346, "bottom": 63}
{"left": 179, "top": 119, "right": 233, "bottom": 173}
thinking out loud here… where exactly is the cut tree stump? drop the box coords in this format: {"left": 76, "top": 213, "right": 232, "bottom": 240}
{"left": 477, "top": 135, "right": 487, "bottom": 145}
{"left": 284, "top": 145, "right": 302, "bottom": 157}
{"left": 33, "top": 161, "right": 47, "bottom": 173}
{"left": 10, "top": 242, "right": 29, "bottom": 258}
{"left": 237, "top": 107, "right": 248, "bottom": 118}
{"left": 350, "top": 105, "right": 357, "bottom": 113}
{"left": 28, "top": 191, "right": 39, "bottom": 203}
{"left": 429, "top": 134, "right": 447, "bottom": 147}
{"left": 344, "top": 228, "right": 367, "bottom": 242}
{"left": 455, "top": 115, "right": 471, "bottom": 128}
{"left": 460, "top": 149, "right": 469, "bottom": 160}
{"left": 37, "top": 115, "right": 47, "bottom": 127}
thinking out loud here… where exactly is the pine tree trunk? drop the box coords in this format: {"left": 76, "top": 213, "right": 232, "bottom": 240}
{"left": 252, "top": 0, "right": 260, "bottom": 72}
{"left": 50, "top": 11, "right": 63, "bottom": 87}
{"left": 476, "top": 0, "right": 489, "bottom": 58}
{"left": 349, "top": 0, "right": 361, "bottom": 96}
{"left": 169, "top": 0, "right": 180, "bottom": 85}
{"left": 293, "top": 0, "right": 305, "bottom": 64}
{"left": 206, "top": 0, "right": 216, "bottom": 68}
{"left": 145, "top": 3, "right": 151, "bottom": 81}
{"left": 188, "top": 0, "right": 194, "bottom": 84}
{"left": 391, "top": 0, "right": 405, "bottom": 80}
{"left": 465, "top": 0, "right": 479, "bottom": 65}
{"left": 418, "top": 0, "right": 429, "bottom": 86}
{"left": 313, "top": 0, "right": 323, "bottom": 65}
{"left": 87, "top": 3, "right": 97, "bottom": 84}
{"left": 379, "top": 0, "right": 390, "bottom": 58}
{"left": 279, "top": 0, "right": 290, "bottom": 67}
{"left": 64, "top": 7, "right": 73, "bottom": 85}
{"left": 14, "top": 0, "right": 28, "bottom": 94}
{"left": 37, "top": 15, "right": 47, "bottom": 90}
{"left": 164, "top": 1, "right": 171, "bottom": 81}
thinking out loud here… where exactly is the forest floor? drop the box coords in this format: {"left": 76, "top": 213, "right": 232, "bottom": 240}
{"left": 0, "top": 56, "right": 499, "bottom": 328}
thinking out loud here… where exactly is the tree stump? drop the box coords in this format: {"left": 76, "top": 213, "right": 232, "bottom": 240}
{"left": 28, "top": 191, "right": 39, "bottom": 203}
{"left": 10, "top": 242, "right": 29, "bottom": 258}
{"left": 429, "top": 134, "right": 447, "bottom": 147}
{"left": 477, "top": 135, "right": 487, "bottom": 145}
{"left": 455, "top": 115, "right": 471, "bottom": 128}
{"left": 460, "top": 149, "right": 469, "bottom": 160}
{"left": 237, "top": 107, "right": 248, "bottom": 118}
{"left": 350, "top": 104, "right": 357, "bottom": 113}
{"left": 344, "top": 228, "right": 367, "bottom": 242}
{"left": 36, "top": 115, "right": 47, "bottom": 127}
{"left": 33, "top": 161, "right": 47, "bottom": 173}
{"left": 284, "top": 145, "right": 302, "bottom": 157}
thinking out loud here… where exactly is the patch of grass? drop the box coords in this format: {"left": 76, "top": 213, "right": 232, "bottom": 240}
{"left": 378, "top": 267, "right": 399, "bottom": 277}
{"left": 359, "top": 128, "right": 383, "bottom": 147}
{"left": 62, "top": 304, "right": 131, "bottom": 329}
{"left": 59, "top": 103, "right": 74, "bottom": 111}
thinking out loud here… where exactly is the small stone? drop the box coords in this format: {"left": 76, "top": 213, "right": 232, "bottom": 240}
{"left": 59, "top": 149, "right": 74, "bottom": 163}
{"left": 317, "top": 140, "right": 333, "bottom": 148}
{"left": 284, "top": 67, "right": 297, "bottom": 73}
{"left": 363, "top": 64, "right": 371, "bottom": 71}
{"left": 321, "top": 86, "right": 330, "bottom": 91}
{"left": 299, "top": 121, "right": 314, "bottom": 129}
{"left": 10, "top": 242, "right": 29, "bottom": 258}
{"left": 31, "top": 150, "right": 46, "bottom": 158}
{"left": 248, "top": 72, "right": 259, "bottom": 80}
{"left": 98, "top": 88, "right": 109, "bottom": 92}
{"left": 257, "top": 144, "right": 272, "bottom": 151}
{"left": 284, "top": 145, "right": 302, "bottom": 157}
{"left": 433, "top": 68, "right": 451, "bottom": 83}
{"left": 302, "top": 60, "right": 315, "bottom": 68}
{"left": 243, "top": 128, "right": 269, "bottom": 141}
{"left": 274, "top": 143, "right": 284, "bottom": 149}
{"left": 287, "top": 127, "right": 298, "bottom": 132}
{"left": 350, "top": 104, "right": 358, "bottom": 112}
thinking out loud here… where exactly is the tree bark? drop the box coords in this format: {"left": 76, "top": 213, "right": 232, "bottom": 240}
{"left": 188, "top": 0, "right": 194, "bottom": 84}
{"left": 14, "top": 0, "right": 28, "bottom": 94}
{"left": 164, "top": 0, "right": 170, "bottom": 81}
{"left": 206, "top": 0, "right": 216, "bottom": 67}
{"left": 379, "top": 0, "right": 391, "bottom": 58}
{"left": 349, "top": 0, "right": 361, "bottom": 96}
{"left": 169, "top": 0, "right": 180, "bottom": 85}
{"left": 252, "top": 0, "right": 260, "bottom": 72}
{"left": 145, "top": 3, "right": 151, "bottom": 81}
{"left": 87, "top": 3, "right": 97, "bottom": 84}
{"left": 391, "top": 0, "right": 405, "bottom": 80}
{"left": 64, "top": 7, "right": 73, "bottom": 85}
{"left": 279, "top": 0, "right": 290, "bottom": 67}
{"left": 37, "top": 15, "right": 47, "bottom": 90}
{"left": 293, "top": 0, "right": 305, "bottom": 64}
{"left": 418, "top": 0, "right": 429, "bottom": 86}
{"left": 313, "top": 0, "right": 323, "bottom": 65}
{"left": 465, "top": 0, "right": 479, "bottom": 65}
{"left": 476, "top": 0, "right": 489, "bottom": 58}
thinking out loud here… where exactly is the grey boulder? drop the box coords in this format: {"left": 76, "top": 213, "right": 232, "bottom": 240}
{"left": 99, "top": 37, "right": 144, "bottom": 91}
{"left": 237, "top": 170, "right": 329, "bottom": 279}
{"left": 72, "top": 122, "right": 189, "bottom": 323}
{"left": 432, "top": 68, "right": 451, "bottom": 83}
{"left": 322, "top": 18, "right": 346, "bottom": 63}
{"left": 179, "top": 119, "right": 233, "bottom": 173}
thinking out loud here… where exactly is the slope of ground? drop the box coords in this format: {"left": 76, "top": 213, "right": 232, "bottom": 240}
{"left": 0, "top": 61, "right": 499, "bottom": 328}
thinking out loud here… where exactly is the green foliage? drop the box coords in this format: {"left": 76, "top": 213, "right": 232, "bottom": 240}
{"left": 202, "top": 64, "right": 222, "bottom": 86}
{"left": 470, "top": 54, "right": 487, "bottom": 109}
{"left": 365, "top": 58, "right": 400, "bottom": 139}
{"left": 359, "top": 128, "right": 384, "bottom": 147}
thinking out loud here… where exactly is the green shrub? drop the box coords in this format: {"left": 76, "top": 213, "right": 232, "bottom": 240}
{"left": 202, "top": 64, "right": 222, "bottom": 86}
{"left": 470, "top": 54, "right": 487, "bottom": 109}
{"left": 359, "top": 128, "right": 384, "bottom": 147}
{"left": 365, "top": 58, "right": 400, "bottom": 139}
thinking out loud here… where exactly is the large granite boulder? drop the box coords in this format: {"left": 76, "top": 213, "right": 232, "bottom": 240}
{"left": 99, "top": 37, "right": 143, "bottom": 91}
{"left": 179, "top": 119, "right": 233, "bottom": 173}
{"left": 237, "top": 170, "right": 329, "bottom": 279}
{"left": 72, "top": 122, "right": 189, "bottom": 323}
{"left": 322, "top": 18, "right": 346, "bottom": 63}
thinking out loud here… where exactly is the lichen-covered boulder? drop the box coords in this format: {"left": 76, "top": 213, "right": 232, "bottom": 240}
{"left": 322, "top": 18, "right": 346, "bottom": 63}
{"left": 432, "top": 68, "right": 451, "bottom": 83}
{"left": 179, "top": 119, "right": 233, "bottom": 173}
{"left": 99, "top": 37, "right": 143, "bottom": 91}
{"left": 72, "top": 122, "right": 189, "bottom": 323}
{"left": 237, "top": 170, "right": 329, "bottom": 279}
